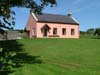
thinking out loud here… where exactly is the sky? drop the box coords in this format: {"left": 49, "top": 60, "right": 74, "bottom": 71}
{"left": 13, "top": 0, "right": 100, "bottom": 31}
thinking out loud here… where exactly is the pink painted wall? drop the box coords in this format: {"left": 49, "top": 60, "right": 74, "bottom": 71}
{"left": 26, "top": 14, "right": 36, "bottom": 38}
{"left": 36, "top": 22, "right": 79, "bottom": 38}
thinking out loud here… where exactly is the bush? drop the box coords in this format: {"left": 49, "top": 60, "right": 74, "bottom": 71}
{"left": 94, "top": 28, "right": 100, "bottom": 36}
{"left": 87, "top": 28, "right": 95, "bottom": 36}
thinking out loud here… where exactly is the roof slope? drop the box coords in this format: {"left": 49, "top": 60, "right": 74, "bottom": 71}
{"left": 35, "top": 13, "right": 79, "bottom": 25}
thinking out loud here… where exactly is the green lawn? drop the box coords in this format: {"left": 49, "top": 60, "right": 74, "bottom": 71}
{"left": 10, "top": 38, "right": 100, "bottom": 75}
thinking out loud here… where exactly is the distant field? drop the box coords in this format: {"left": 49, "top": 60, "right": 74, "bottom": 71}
{"left": 10, "top": 38, "right": 100, "bottom": 75}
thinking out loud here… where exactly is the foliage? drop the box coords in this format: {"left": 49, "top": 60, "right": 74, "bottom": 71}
{"left": 0, "top": 0, "right": 57, "bottom": 35}
{"left": 94, "top": 28, "right": 100, "bottom": 36}
{"left": 0, "top": 49, "right": 16, "bottom": 71}
{"left": 0, "top": 41, "right": 17, "bottom": 73}
{"left": 86, "top": 28, "right": 95, "bottom": 36}
{"left": 80, "top": 31, "right": 86, "bottom": 35}
{"left": 0, "top": 0, "right": 56, "bottom": 73}
{"left": 0, "top": 40, "right": 42, "bottom": 75}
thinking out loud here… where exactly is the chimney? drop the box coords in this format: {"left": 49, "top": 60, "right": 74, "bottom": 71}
{"left": 67, "top": 12, "right": 72, "bottom": 17}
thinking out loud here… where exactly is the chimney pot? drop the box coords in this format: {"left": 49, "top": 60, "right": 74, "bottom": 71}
{"left": 67, "top": 12, "right": 72, "bottom": 17}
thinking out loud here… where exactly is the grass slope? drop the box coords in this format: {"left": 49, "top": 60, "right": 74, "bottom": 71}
{"left": 10, "top": 38, "right": 100, "bottom": 75}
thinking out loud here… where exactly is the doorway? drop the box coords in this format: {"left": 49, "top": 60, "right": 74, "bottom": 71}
{"left": 43, "top": 28, "right": 48, "bottom": 37}
{"left": 41, "top": 24, "right": 51, "bottom": 37}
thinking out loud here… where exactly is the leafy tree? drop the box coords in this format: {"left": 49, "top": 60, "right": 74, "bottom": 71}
{"left": 0, "top": 0, "right": 56, "bottom": 73}
{"left": 80, "top": 31, "right": 86, "bottom": 35}
{"left": 86, "top": 28, "right": 95, "bottom": 36}
{"left": 94, "top": 28, "right": 100, "bottom": 36}
{"left": 0, "top": 0, "right": 57, "bottom": 36}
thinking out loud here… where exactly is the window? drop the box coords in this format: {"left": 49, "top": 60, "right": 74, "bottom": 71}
{"left": 71, "top": 29, "right": 75, "bottom": 35}
{"left": 62, "top": 28, "right": 66, "bottom": 35}
{"left": 53, "top": 28, "right": 57, "bottom": 35}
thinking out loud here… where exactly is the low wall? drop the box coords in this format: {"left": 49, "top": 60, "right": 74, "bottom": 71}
{"left": 0, "top": 31, "right": 21, "bottom": 40}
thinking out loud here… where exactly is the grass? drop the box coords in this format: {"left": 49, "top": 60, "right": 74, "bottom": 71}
{"left": 9, "top": 38, "right": 100, "bottom": 75}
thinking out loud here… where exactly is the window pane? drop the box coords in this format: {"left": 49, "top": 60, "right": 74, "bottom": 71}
{"left": 71, "top": 29, "right": 75, "bottom": 35}
{"left": 53, "top": 28, "right": 57, "bottom": 35}
{"left": 62, "top": 28, "right": 66, "bottom": 35}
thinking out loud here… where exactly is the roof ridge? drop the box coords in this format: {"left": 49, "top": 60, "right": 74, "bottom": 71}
{"left": 36, "top": 13, "right": 67, "bottom": 16}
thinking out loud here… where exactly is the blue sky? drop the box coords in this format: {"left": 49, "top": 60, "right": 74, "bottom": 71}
{"left": 13, "top": 0, "right": 100, "bottom": 31}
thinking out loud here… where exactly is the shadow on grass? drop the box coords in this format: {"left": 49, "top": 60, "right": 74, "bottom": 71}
{"left": 0, "top": 40, "right": 42, "bottom": 75}
{"left": 91, "top": 36, "right": 100, "bottom": 39}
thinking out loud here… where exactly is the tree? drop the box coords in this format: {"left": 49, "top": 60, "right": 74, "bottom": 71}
{"left": 94, "top": 28, "right": 100, "bottom": 36}
{"left": 0, "top": 0, "right": 57, "bottom": 36}
{"left": 0, "top": 0, "right": 56, "bottom": 73}
{"left": 80, "top": 31, "right": 86, "bottom": 35}
{"left": 86, "top": 28, "right": 95, "bottom": 36}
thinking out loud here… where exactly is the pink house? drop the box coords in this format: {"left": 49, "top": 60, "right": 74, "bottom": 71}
{"left": 26, "top": 12, "right": 79, "bottom": 38}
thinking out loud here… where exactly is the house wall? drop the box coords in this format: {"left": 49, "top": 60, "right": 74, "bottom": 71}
{"left": 36, "top": 22, "right": 79, "bottom": 38}
{"left": 26, "top": 14, "right": 36, "bottom": 38}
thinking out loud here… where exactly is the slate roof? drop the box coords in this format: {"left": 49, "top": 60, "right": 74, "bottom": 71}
{"left": 35, "top": 13, "right": 79, "bottom": 25}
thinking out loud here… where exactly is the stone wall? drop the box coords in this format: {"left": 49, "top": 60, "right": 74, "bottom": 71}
{"left": 0, "top": 31, "right": 21, "bottom": 40}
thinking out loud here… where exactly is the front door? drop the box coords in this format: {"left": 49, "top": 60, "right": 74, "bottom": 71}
{"left": 41, "top": 24, "right": 51, "bottom": 37}
{"left": 43, "top": 29, "right": 48, "bottom": 37}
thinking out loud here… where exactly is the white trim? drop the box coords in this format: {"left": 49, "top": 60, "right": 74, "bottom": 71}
{"left": 32, "top": 13, "right": 38, "bottom": 21}
{"left": 71, "top": 17, "right": 79, "bottom": 24}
